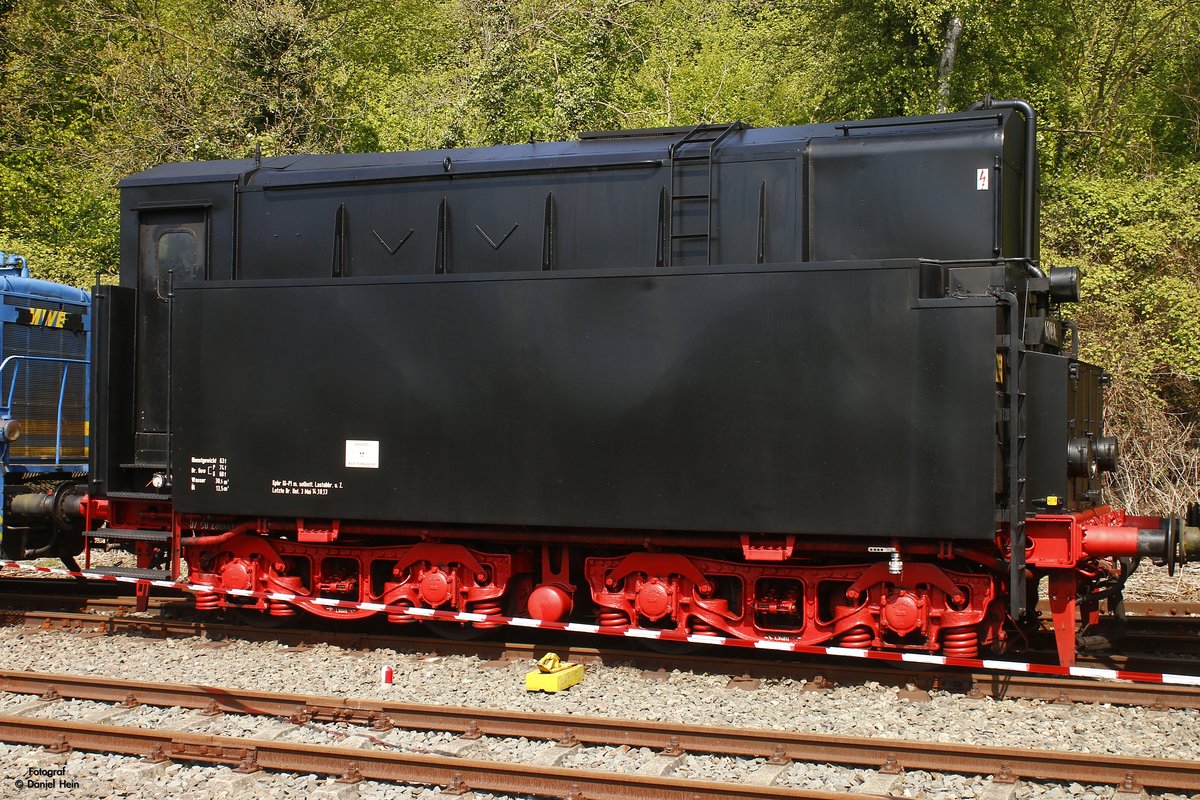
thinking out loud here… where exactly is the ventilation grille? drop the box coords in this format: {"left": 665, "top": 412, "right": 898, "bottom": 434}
{"left": 3, "top": 322, "right": 87, "bottom": 462}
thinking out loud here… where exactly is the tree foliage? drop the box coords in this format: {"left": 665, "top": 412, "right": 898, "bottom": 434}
{"left": 1043, "top": 166, "right": 1200, "bottom": 510}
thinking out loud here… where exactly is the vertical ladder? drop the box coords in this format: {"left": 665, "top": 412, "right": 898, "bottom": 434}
{"left": 667, "top": 121, "right": 744, "bottom": 267}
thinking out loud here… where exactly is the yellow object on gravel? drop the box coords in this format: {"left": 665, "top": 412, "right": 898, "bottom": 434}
{"left": 525, "top": 652, "right": 585, "bottom": 693}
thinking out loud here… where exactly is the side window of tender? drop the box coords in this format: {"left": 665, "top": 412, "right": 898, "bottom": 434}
{"left": 156, "top": 229, "right": 198, "bottom": 300}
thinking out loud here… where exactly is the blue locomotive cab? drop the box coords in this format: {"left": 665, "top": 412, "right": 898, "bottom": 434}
{"left": 0, "top": 253, "right": 90, "bottom": 563}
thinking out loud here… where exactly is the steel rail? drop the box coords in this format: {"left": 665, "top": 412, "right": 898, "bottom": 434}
{"left": 2, "top": 670, "right": 1199, "bottom": 791}
{"left": 19, "top": 592, "right": 1198, "bottom": 628}
{"left": 5, "top": 607, "right": 1200, "bottom": 710}
{"left": 1119, "top": 601, "right": 1200, "bottom": 617}
{"left": 11, "top": 609, "right": 1200, "bottom": 666}
{"left": 0, "top": 714, "right": 849, "bottom": 800}
{"left": 12, "top": 602, "right": 1200, "bottom": 663}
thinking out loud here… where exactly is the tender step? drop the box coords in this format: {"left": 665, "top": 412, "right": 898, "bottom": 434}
{"left": 81, "top": 566, "right": 172, "bottom": 581}
{"left": 102, "top": 491, "right": 172, "bottom": 501}
{"left": 85, "top": 528, "right": 171, "bottom": 543}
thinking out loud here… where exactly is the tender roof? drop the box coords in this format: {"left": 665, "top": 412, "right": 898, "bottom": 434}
{"left": 120, "top": 110, "right": 1010, "bottom": 189}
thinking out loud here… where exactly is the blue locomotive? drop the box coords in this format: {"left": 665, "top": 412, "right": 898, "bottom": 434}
{"left": 0, "top": 253, "right": 90, "bottom": 566}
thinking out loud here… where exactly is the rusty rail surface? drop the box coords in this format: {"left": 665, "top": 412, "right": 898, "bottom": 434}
{"left": 1, "top": 670, "right": 1198, "bottom": 791}
{"left": 1098, "top": 601, "right": 1200, "bottom": 617}
{"left": 0, "top": 714, "right": 853, "bottom": 800}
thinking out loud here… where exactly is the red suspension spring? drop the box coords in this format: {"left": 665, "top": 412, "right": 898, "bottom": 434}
{"left": 268, "top": 599, "right": 295, "bottom": 617}
{"left": 690, "top": 619, "right": 719, "bottom": 636}
{"left": 597, "top": 608, "right": 630, "bottom": 630}
{"left": 193, "top": 592, "right": 220, "bottom": 611}
{"left": 387, "top": 602, "right": 414, "bottom": 624}
{"left": 839, "top": 626, "right": 873, "bottom": 648}
{"left": 469, "top": 600, "right": 504, "bottom": 629}
{"left": 941, "top": 627, "right": 979, "bottom": 658}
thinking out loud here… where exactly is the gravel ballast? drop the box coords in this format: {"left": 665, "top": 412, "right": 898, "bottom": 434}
{"left": 0, "top": 627, "right": 1196, "bottom": 761}
{"left": 1, "top": 553, "right": 1198, "bottom": 798}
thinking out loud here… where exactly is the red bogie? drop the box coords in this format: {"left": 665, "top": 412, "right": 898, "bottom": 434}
{"left": 185, "top": 533, "right": 512, "bottom": 624}
{"left": 84, "top": 497, "right": 1171, "bottom": 665}
{"left": 584, "top": 551, "right": 1001, "bottom": 652}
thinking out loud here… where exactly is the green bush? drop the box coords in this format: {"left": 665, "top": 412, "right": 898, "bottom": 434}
{"left": 1043, "top": 166, "right": 1200, "bottom": 512}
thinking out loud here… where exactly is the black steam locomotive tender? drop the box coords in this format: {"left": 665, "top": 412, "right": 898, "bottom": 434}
{"left": 82, "top": 98, "right": 1197, "bottom": 665}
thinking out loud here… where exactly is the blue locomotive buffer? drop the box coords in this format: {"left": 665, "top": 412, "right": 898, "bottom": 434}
{"left": 0, "top": 253, "right": 91, "bottom": 563}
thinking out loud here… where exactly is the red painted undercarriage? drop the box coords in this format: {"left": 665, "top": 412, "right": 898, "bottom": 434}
{"left": 86, "top": 497, "right": 1166, "bottom": 666}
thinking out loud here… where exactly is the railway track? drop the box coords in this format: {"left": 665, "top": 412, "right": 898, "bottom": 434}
{"left": 1, "top": 669, "right": 1197, "bottom": 797}
{"left": 2, "top": 566, "right": 1200, "bottom": 686}
{"left": 4, "top": 601, "right": 1200, "bottom": 712}
{"left": 1, "top": 715, "right": 829, "bottom": 800}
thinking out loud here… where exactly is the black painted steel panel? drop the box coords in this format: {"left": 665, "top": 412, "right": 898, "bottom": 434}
{"left": 236, "top": 167, "right": 667, "bottom": 279}
{"left": 1024, "top": 351, "right": 1068, "bottom": 507}
{"left": 807, "top": 118, "right": 1023, "bottom": 262}
{"left": 171, "top": 261, "right": 998, "bottom": 539}
{"left": 1024, "top": 351, "right": 1105, "bottom": 510}
{"left": 121, "top": 108, "right": 1022, "bottom": 286}
{"left": 227, "top": 116, "right": 1019, "bottom": 280}
{"left": 89, "top": 286, "right": 136, "bottom": 494}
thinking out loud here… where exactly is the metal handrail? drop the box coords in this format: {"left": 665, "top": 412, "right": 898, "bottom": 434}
{"left": 0, "top": 354, "right": 90, "bottom": 465}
